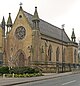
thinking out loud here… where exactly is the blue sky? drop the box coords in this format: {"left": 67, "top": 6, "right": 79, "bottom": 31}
{"left": 0, "top": 0, "right": 80, "bottom": 42}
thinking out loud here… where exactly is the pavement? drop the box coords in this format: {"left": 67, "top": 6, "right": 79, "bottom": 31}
{"left": 0, "top": 71, "right": 79, "bottom": 86}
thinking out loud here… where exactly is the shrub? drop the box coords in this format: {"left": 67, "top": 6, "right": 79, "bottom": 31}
{"left": 4, "top": 73, "right": 43, "bottom": 78}
{"left": 0, "top": 66, "right": 9, "bottom": 74}
{"left": 9, "top": 67, "right": 41, "bottom": 74}
{"left": 0, "top": 66, "right": 41, "bottom": 75}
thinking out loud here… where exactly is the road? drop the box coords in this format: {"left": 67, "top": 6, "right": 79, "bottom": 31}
{"left": 14, "top": 73, "right": 80, "bottom": 86}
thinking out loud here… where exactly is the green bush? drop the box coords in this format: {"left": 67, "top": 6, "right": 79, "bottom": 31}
{"left": 5, "top": 73, "right": 43, "bottom": 78}
{"left": 9, "top": 67, "right": 41, "bottom": 74}
{"left": 0, "top": 67, "right": 9, "bottom": 74}
{"left": 0, "top": 66, "right": 41, "bottom": 75}
{"left": 5, "top": 74, "right": 12, "bottom": 77}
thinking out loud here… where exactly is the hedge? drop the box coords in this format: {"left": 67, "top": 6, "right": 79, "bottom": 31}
{"left": 0, "top": 66, "right": 41, "bottom": 74}
{"left": 10, "top": 67, "right": 40, "bottom": 74}
{"left": 0, "top": 66, "right": 9, "bottom": 74}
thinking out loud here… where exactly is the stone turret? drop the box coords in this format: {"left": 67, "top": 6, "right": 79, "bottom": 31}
{"left": 7, "top": 13, "right": 12, "bottom": 33}
{"left": 1, "top": 16, "right": 5, "bottom": 37}
{"left": 32, "top": 7, "right": 40, "bottom": 62}
{"left": 32, "top": 7, "right": 40, "bottom": 29}
{"left": 71, "top": 28, "right": 76, "bottom": 42}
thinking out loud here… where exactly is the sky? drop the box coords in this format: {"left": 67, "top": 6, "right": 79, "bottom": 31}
{"left": 0, "top": 0, "right": 80, "bottom": 42}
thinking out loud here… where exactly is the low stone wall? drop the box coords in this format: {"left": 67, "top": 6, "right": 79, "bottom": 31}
{"left": 30, "top": 62, "right": 80, "bottom": 73}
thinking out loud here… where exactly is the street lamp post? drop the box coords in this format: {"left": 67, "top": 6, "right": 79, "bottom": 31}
{"left": 61, "top": 24, "right": 65, "bottom": 73}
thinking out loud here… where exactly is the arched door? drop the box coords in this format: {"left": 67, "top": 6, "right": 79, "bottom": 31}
{"left": 16, "top": 50, "right": 25, "bottom": 67}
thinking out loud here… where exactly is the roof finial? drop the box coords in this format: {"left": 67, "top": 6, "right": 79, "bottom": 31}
{"left": 71, "top": 28, "right": 76, "bottom": 42}
{"left": 61, "top": 24, "right": 65, "bottom": 29}
{"left": 32, "top": 6, "right": 40, "bottom": 22}
{"left": 19, "top": 2, "right": 23, "bottom": 7}
{"left": 19, "top": 2, "right": 23, "bottom": 10}
{"left": 72, "top": 28, "right": 74, "bottom": 31}
{"left": 7, "top": 13, "right": 12, "bottom": 27}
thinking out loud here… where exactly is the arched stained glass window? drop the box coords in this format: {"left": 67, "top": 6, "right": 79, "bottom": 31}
{"left": 56, "top": 47, "right": 60, "bottom": 62}
{"left": 63, "top": 48, "right": 65, "bottom": 62}
{"left": 74, "top": 49, "right": 76, "bottom": 63}
{"left": 48, "top": 45, "right": 52, "bottom": 61}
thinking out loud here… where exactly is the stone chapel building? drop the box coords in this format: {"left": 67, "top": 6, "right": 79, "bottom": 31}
{"left": 0, "top": 5, "right": 78, "bottom": 72}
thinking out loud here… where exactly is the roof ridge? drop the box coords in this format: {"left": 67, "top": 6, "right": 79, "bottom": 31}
{"left": 23, "top": 10, "right": 70, "bottom": 43}
{"left": 63, "top": 29, "right": 70, "bottom": 42}
{"left": 24, "top": 11, "right": 61, "bottom": 31}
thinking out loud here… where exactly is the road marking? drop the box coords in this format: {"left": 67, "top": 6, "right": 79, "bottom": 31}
{"left": 62, "top": 80, "right": 76, "bottom": 85}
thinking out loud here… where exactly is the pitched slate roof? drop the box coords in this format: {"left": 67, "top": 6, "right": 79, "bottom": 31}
{"left": 24, "top": 11, "right": 70, "bottom": 43}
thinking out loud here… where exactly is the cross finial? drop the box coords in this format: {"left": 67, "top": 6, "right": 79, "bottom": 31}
{"left": 19, "top": 2, "right": 23, "bottom": 7}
